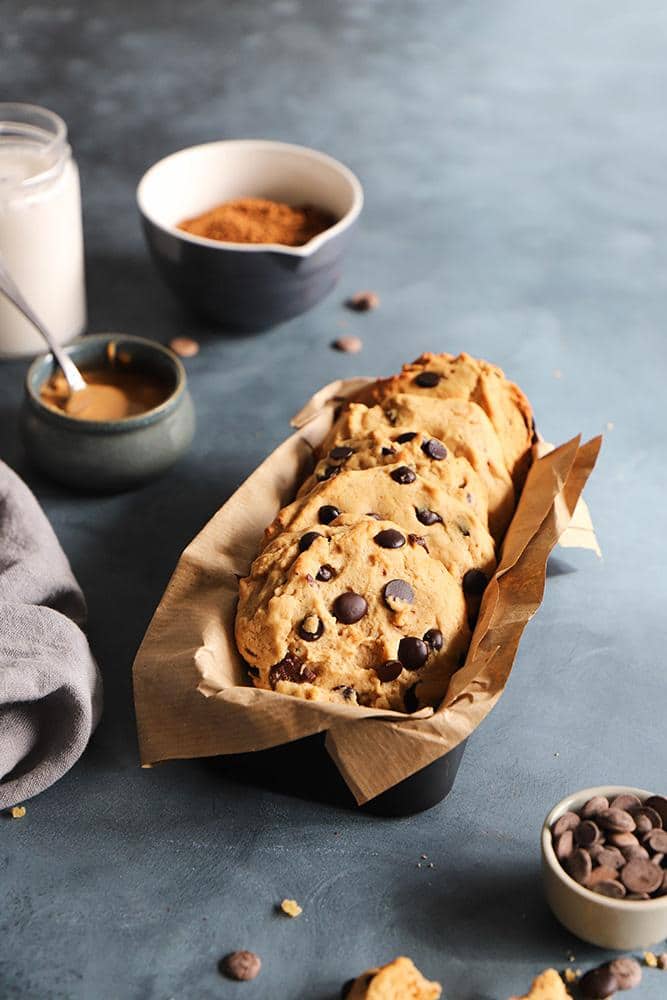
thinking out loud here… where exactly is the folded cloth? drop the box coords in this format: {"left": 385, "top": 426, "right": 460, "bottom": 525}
{"left": 0, "top": 461, "right": 102, "bottom": 808}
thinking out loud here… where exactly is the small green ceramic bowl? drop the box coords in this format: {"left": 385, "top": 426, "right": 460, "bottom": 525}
{"left": 21, "top": 333, "right": 196, "bottom": 492}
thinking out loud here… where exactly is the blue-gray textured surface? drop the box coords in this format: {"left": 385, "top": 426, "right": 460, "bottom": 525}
{"left": 1, "top": 1, "right": 666, "bottom": 997}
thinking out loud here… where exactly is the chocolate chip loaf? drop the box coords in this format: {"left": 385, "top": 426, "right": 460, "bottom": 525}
{"left": 235, "top": 352, "right": 533, "bottom": 713}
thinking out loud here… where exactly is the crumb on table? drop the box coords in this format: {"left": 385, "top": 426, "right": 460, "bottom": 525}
{"left": 280, "top": 898, "right": 302, "bottom": 918}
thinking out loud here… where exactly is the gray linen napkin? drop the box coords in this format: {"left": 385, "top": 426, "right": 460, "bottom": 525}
{"left": 0, "top": 461, "right": 102, "bottom": 808}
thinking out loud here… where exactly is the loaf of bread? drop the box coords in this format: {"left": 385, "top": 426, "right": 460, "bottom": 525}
{"left": 235, "top": 352, "right": 533, "bottom": 713}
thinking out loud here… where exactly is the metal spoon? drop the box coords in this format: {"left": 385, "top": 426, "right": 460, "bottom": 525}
{"left": 0, "top": 252, "right": 86, "bottom": 392}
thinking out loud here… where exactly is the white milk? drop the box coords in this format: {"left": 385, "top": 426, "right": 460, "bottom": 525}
{"left": 0, "top": 105, "right": 86, "bottom": 358}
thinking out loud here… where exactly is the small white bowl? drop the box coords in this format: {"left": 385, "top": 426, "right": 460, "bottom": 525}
{"left": 542, "top": 785, "right": 667, "bottom": 949}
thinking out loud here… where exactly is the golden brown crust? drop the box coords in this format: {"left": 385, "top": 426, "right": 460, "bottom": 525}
{"left": 508, "top": 968, "right": 571, "bottom": 1000}
{"left": 346, "top": 956, "right": 442, "bottom": 999}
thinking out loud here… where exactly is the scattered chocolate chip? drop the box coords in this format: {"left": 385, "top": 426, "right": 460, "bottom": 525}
{"left": 298, "top": 615, "right": 324, "bottom": 642}
{"left": 611, "top": 793, "right": 642, "bottom": 812}
{"left": 169, "top": 336, "right": 200, "bottom": 358}
{"left": 395, "top": 431, "right": 417, "bottom": 443}
{"left": 316, "top": 564, "right": 335, "bottom": 582}
{"left": 375, "top": 660, "right": 403, "bottom": 683}
{"left": 374, "top": 528, "right": 406, "bottom": 549}
{"left": 346, "top": 290, "right": 379, "bottom": 312}
{"left": 552, "top": 811, "right": 581, "bottom": 837}
{"left": 567, "top": 848, "right": 592, "bottom": 884}
{"left": 329, "top": 445, "right": 355, "bottom": 461}
{"left": 299, "top": 531, "right": 324, "bottom": 552}
{"left": 598, "top": 808, "right": 636, "bottom": 833}
{"left": 415, "top": 507, "right": 442, "bottom": 526}
{"left": 462, "top": 569, "right": 489, "bottom": 597}
{"left": 423, "top": 628, "right": 443, "bottom": 651}
{"left": 269, "top": 653, "right": 316, "bottom": 687}
{"left": 645, "top": 795, "right": 667, "bottom": 827}
{"left": 318, "top": 505, "right": 341, "bottom": 525}
{"left": 593, "top": 879, "right": 626, "bottom": 898}
{"left": 579, "top": 965, "right": 618, "bottom": 998}
{"left": 421, "top": 438, "right": 448, "bottom": 461}
{"left": 332, "top": 335, "right": 363, "bottom": 353}
{"left": 620, "top": 858, "right": 663, "bottom": 894}
{"left": 381, "top": 446, "right": 396, "bottom": 456}
{"left": 332, "top": 592, "right": 368, "bottom": 624}
{"left": 390, "top": 466, "right": 416, "bottom": 485}
{"left": 383, "top": 579, "right": 415, "bottom": 609}
{"left": 408, "top": 533, "right": 429, "bottom": 551}
{"left": 581, "top": 795, "right": 609, "bottom": 819}
{"left": 414, "top": 371, "right": 441, "bottom": 388}
{"left": 219, "top": 950, "right": 261, "bottom": 982}
{"left": 575, "top": 820, "right": 601, "bottom": 848}
{"left": 404, "top": 684, "right": 419, "bottom": 713}
{"left": 397, "top": 637, "right": 429, "bottom": 670}
{"left": 608, "top": 957, "right": 642, "bottom": 989}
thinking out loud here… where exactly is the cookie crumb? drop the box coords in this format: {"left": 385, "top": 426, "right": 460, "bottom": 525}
{"left": 219, "top": 950, "right": 261, "bottom": 981}
{"left": 644, "top": 951, "right": 658, "bottom": 968}
{"left": 332, "top": 335, "right": 363, "bottom": 354}
{"left": 346, "top": 290, "right": 379, "bottom": 312}
{"left": 169, "top": 337, "right": 200, "bottom": 358}
{"left": 563, "top": 968, "right": 579, "bottom": 984}
{"left": 280, "top": 898, "right": 302, "bottom": 917}
{"left": 8, "top": 805, "right": 26, "bottom": 819}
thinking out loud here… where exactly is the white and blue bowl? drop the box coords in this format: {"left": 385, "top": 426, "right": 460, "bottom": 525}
{"left": 137, "top": 139, "right": 363, "bottom": 332}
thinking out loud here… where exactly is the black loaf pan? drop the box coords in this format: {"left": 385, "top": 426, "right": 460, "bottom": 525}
{"left": 211, "top": 732, "right": 467, "bottom": 817}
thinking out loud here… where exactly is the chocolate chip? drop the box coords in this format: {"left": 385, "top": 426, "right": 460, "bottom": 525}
{"left": 554, "top": 830, "right": 575, "bottom": 862}
{"left": 608, "top": 831, "right": 639, "bottom": 849}
{"left": 383, "top": 579, "right": 415, "bottom": 609}
{"left": 645, "top": 828, "right": 667, "bottom": 853}
{"left": 395, "top": 431, "right": 417, "bottom": 443}
{"left": 375, "top": 660, "right": 403, "bottom": 683}
{"left": 408, "top": 533, "right": 429, "bottom": 551}
{"left": 592, "top": 879, "right": 626, "bottom": 898}
{"left": 332, "top": 335, "right": 363, "bottom": 354}
{"left": 332, "top": 592, "right": 368, "bottom": 624}
{"left": 318, "top": 505, "right": 341, "bottom": 525}
{"left": 415, "top": 507, "right": 442, "bottom": 526}
{"left": 645, "top": 795, "right": 667, "bottom": 827}
{"left": 567, "top": 848, "right": 592, "bottom": 884}
{"left": 365, "top": 512, "right": 382, "bottom": 520}
{"left": 374, "top": 528, "right": 406, "bottom": 549}
{"left": 299, "top": 531, "right": 324, "bottom": 552}
{"left": 581, "top": 795, "right": 609, "bottom": 819}
{"left": 414, "top": 371, "right": 441, "bottom": 388}
{"left": 329, "top": 445, "right": 354, "bottom": 461}
{"left": 246, "top": 664, "right": 260, "bottom": 678}
{"left": 404, "top": 684, "right": 419, "bottom": 712}
{"left": 587, "top": 865, "right": 622, "bottom": 888}
{"left": 462, "top": 569, "right": 489, "bottom": 597}
{"left": 381, "top": 446, "right": 396, "bottom": 456}
{"left": 398, "top": 637, "right": 429, "bottom": 670}
{"left": 593, "top": 846, "right": 624, "bottom": 870}
{"left": 458, "top": 522, "right": 471, "bottom": 537}
{"left": 552, "top": 811, "right": 581, "bottom": 837}
{"left": 579, "top": 965, "right": 618, "bottom": 998}
{"left": 597, "top": 808, "right": 636, "bottom": 833}
{"left": 333, "top": 685, "right": 356, "bottom": 701}
{"left": 421, "top": 438, "right": 447, "bottom": 460}
{"left": 316, "top": 564, "right": 335, "bottom": 582}
{"left": 317, "top": 465, "right": 342, "bottom": 482}
{"left": 631, "top": 806, "right": 662, "bottom": 833}
{"left": 346, "top": 290, "right": 379, "bottom": 311}
{"left": 610, "top": 793, "right": 642, "bottom": 812}
{"left": 575, "top": 820, "right": 601, "bottom": 848}
{"left": 219, "top": 950, "right": 261, "bottom": 982}
{"left": 423, "top": 628, "right": 443, "bottom": 651}
{"left": 269, "top": 653, "right": 316, "bottom": 687}
{"left": 298, "top": 615, "right": 324, "bottom": 642}
{"left": 170, "top": 336, "right": 200, "bottom": 358}
{"left": 390, "top": 466, "right": 416, "bottom": 485}
{"left": 620, "top": 858, "right": 663, "bottom": 894}
{"left": 608, "top": 957, "right": 642, "bottom": 990}
{"left": 620, "top": 843, "right": 649, "bottom": 862}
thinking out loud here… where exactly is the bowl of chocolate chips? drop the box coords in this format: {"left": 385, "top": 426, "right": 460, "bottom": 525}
{"left": 542, "top": 785, "right": 667, "bottom": 949}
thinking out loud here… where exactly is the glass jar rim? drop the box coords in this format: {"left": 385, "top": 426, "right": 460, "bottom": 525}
{"left": 0, "top": 102, "right": 69, "bottom": 190}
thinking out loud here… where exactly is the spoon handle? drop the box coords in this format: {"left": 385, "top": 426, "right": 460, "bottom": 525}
{"left": 0, "top": 253, "right": 86, "bottom": 392}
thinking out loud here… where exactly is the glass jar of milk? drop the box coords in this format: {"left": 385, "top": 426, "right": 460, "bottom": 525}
{"left": 0, "top": 103, "right": 86, "bottom": 358}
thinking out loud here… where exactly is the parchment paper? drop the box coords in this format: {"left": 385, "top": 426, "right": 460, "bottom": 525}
{"left": 133, "top": 379, "right": 601, "bottom": 804}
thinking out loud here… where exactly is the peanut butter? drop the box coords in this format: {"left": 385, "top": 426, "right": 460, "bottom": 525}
{"left": 40, "top": 367, "right": 170, "bottom": 421}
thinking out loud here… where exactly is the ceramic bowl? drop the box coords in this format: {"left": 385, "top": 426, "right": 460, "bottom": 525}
{"left": 542, "top": 785, "right": 667, "bottom": 949}
{"left": 136, "top": 139, "right": 363, "bottom": 332}
{"left": 21, "top": 333, "right": 195, "bottom": 492}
